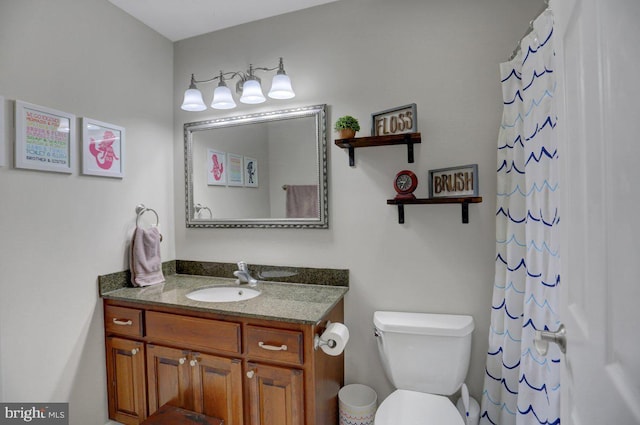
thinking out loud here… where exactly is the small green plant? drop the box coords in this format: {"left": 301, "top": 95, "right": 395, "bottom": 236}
{"left": 334, "top": 115, "right": 361, "bottom": 132}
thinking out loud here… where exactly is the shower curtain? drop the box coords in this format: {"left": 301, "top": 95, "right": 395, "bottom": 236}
{"left": 480, "top": 9, "right": 561, "bottom": 425}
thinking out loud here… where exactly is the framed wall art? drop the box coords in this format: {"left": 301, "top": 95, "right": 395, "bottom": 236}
{"left": 15, "top": 100, "right": 76, "bottom": 173}
{"left": 207, "top": 149, "right": 226, "bottom": 185}
{"left": 428, "top": 164, "right": 479, "bottom": 198}
{"left": 371, "top": 103, "right": 417, "bottom": 136}
{"left": 81, "top": 117, "right": 125, "bottom": 178}
{"left": 227, "top": 153, "right": 244, "bottom": 186}
{"left": 243, "top": 156, "right": 258, "bottom": 187}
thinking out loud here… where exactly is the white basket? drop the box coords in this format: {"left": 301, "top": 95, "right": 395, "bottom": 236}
{"left": 338, "top": 384, "right": 377, "bottom": 425}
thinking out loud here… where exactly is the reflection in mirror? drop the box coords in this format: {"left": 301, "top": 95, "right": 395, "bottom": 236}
{"left": 185, "top": 104, "right": 328, "bottom": 228}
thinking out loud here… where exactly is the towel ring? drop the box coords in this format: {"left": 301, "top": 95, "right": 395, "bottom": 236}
{"left": 194, "top": 203, "right": 213, "bottom": 219}
{"left": 135, "top": 204, "right": 159, "bottom": 227}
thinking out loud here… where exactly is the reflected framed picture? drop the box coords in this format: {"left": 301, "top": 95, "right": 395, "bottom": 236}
{"left": 15, "top": 100, "right": 76, "bottom": 173}
{"left": 244, "top": 156, "right": 258, "bottom": 187}
{"left": 227, "top": 153, "right": 244, "bottom": 186}
{"left": 207, "top": 149, "right": 226, "bottom": 185}
{"left": 81, "top": 117, "right": 125, "bottom": 178}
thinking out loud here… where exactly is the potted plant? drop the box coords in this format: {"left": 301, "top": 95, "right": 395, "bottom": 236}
{"left": 334, "top": 115, "right": 360, "bottom": 139}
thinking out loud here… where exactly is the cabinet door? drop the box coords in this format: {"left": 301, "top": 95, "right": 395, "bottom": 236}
{"left": 247, "top": 362, "right": 304, "bottom": 425}
{"left": 146, "top": 344, "right": 192, "bottom": 414}
{"left": 105, "top": 337, "right": 147, "bottom": 425}
{"left": 191, "top": 352, "right": 244, "bottom": 425}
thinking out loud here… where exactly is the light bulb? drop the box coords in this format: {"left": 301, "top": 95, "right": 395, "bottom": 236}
{"left": 181, "top": 88, "right": 206, "bottom": 111}
{"left": 211, "top": 85, "right": 236, "bottom": 109}
{"left": 240, "top": 79, "right": 266, "bottom": 104}
{"left": 268, "top": 73, "right": 295, "bottom": 99}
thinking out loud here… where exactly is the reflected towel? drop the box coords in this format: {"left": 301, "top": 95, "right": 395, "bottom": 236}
{"left": 130, "top": 226, "right": 165, "bottom": 287}
{"left": 285, "top": 185, "right": 319, "bottom": 218}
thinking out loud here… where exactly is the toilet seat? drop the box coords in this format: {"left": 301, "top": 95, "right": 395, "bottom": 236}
{"left": 374, "top": 389, "right": 464, "bottom": 425}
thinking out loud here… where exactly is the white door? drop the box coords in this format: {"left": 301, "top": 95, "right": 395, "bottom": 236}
{"left": 554, "top": 0, "right": 640, "bottom": 423}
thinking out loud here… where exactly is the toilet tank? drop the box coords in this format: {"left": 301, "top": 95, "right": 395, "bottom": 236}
{"left": 374, "top": 311, "right": 474, "bottom": 396}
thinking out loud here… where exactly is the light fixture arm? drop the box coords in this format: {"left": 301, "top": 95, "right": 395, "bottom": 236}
{"left": 181, "top": 58, "right": 294, "bottom": 111}
{"left": 191, "top": 58, "right": 287, "bottom": 87}
{"left": 192, "top": 70, "right": 241, "bottom": 85}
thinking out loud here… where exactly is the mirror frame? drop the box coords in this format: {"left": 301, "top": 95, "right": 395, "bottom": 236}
{"left": 184, "top": 104, "right": 328, "bottom": 229}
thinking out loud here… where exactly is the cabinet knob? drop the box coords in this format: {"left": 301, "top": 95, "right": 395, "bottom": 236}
{"left": 131, "top": 348, "right": 139, "bottom": 355}
{"left": 190, "top": 359, "right": 198, "bottom": 367}
{"left": 246, "top": 370, "right": 255, "bottom": 379}
{"left": 179, "top": 357, "right": 186, "bottom": 365}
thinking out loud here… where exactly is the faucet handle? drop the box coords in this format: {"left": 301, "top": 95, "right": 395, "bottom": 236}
{"left": 237, "top": 261, "right": 248, "bottom": 271}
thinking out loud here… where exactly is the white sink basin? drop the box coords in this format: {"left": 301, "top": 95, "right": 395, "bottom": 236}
{"left": 186, "top": 286, "right": 261, "bottom": 302}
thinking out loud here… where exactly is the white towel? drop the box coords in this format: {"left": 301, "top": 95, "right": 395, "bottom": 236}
{"left": 130, "top": 226, "right": 165, "bottom": 287}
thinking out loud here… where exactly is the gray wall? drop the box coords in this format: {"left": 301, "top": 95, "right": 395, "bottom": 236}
{"left": 0, "top": 0, "right": 544, "bottom": 423}
{"left": 174, "top": 0, "right": 544, "bottom": 403}
{"left": 0, "top": 1, "right": 174, "bottom": 423}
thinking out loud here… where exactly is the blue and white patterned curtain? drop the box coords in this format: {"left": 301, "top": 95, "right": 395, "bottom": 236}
{"left": 480, "top": 9, "right": 561, "bottom": 425}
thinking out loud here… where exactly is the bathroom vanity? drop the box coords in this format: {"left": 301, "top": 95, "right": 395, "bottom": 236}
{"left": 101, "top": 272, "right": 348, "bottom": 425}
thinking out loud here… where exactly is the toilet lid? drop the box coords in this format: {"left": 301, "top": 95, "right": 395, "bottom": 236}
{"left": 375, "top": 390, "right": 464, "bottom": 425}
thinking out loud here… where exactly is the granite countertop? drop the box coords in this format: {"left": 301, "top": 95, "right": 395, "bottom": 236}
{"left": 102, "top": 274, "right": 348, "bottom": 324}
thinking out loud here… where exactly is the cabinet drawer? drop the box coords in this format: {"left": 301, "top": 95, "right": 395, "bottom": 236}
{"left": 246, "top": 325, "right": 303, "bottom": 365}
{"left": 146, "top": 311, "right": 241, "bottom": 355}
{"left": 105, "top": 305, "right": 144, "bottom": 337}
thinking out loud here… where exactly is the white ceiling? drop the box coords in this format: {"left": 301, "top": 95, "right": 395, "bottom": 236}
{"left": 108, "top": 0, "right": 341, "bottom": 42}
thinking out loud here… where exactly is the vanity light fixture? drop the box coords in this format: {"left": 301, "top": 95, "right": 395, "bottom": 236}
{"left": 181, "top": 57, "right": 295, "bottom": 111}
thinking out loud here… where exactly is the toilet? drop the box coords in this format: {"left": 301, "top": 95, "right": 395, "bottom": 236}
{"left": 373, "top": 311, "right": 474, "bottom": 425}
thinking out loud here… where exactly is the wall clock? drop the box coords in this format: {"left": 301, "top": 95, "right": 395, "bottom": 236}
{"left": 393, "top": 170, "right": 418, "bottom": 200}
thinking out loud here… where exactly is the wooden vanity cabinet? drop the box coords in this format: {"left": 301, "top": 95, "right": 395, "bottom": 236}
{"left": 146, "top": 344, "right": 244, "bottom": 425}
{"left": 246, "top": 361, "right": 305, "bottom": 425}
{"left": 103, "top": 299, "right": 344, "bottom": 425}
{"left": 105, "top": 337, "right": 147, "bottom": 425}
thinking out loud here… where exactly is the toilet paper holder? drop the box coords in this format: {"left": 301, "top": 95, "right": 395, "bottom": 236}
{"left": 314, "top": 321, "right": 338, "bottom": 351}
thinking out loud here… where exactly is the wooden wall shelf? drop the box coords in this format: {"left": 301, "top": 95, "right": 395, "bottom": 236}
{"left": 387, "top": 197, "right": 483, "bottom": 224}
{"left": 334, "top": 132, "right": 422, "bottom": 166}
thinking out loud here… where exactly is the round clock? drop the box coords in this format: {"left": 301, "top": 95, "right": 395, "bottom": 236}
{"left": 394, "top": 170, "right": 418, "bottom": 199}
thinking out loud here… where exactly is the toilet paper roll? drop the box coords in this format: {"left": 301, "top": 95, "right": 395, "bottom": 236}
{"left": 320, "top": 322, "right": 349, "bottom": 356}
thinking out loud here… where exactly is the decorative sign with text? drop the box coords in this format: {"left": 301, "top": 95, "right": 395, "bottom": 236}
{"left": 428, "top": 164, "right": 479, "bottom": 198}
{"left": 371, "top": 103, "right": 417, "bottom": 136}
{"left": 15, "top": 101, "right": 76, "bottom": 173}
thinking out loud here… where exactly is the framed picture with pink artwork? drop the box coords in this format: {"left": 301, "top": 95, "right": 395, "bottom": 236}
{"left": 207, "top": 149, "right": 226, "bottom": 185}
{"left": 81, "top": 117, "right": 125, "bottom": 178}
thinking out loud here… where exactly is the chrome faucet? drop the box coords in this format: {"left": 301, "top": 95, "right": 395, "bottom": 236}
{"left": 233, "top": 261, "right": 258, "bottom": 287}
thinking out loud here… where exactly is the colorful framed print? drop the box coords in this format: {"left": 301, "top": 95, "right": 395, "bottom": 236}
{"left": 244, "top": 156, "right": 258, "bottom": 187}
{"left": 207, "top": 149, "right": 226, "bottom": 185}
{"left": 15, "top": 100, "right": 76, "bottom": 173}
{"left": 81, "top": 117, "right": 125, "bottom": 178}
{"left": 227, "top": 153, "right": 244, "bottom": 186}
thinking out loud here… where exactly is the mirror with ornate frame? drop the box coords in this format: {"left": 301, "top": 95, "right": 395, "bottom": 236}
{"left": 184, "top": 104, "right": 328, "bottom": 228}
